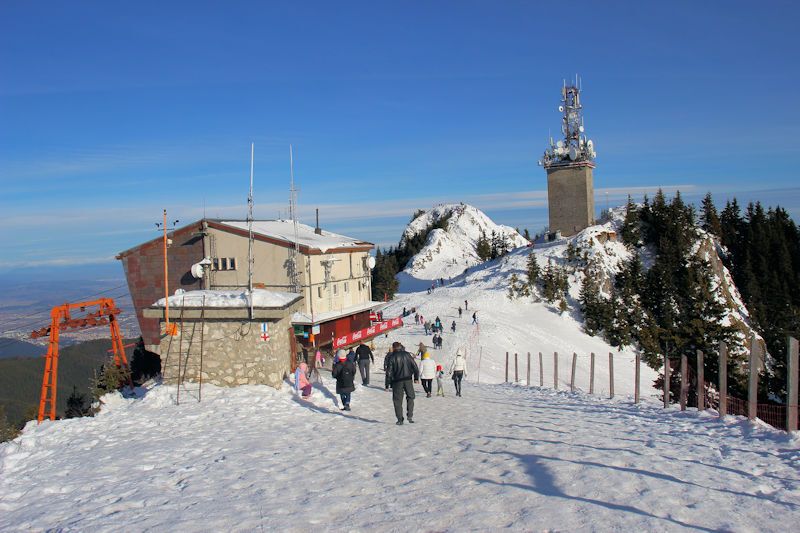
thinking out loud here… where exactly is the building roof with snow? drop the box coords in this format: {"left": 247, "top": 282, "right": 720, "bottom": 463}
{"left": 117, "top": 218, "right": 373, "bottom": 259}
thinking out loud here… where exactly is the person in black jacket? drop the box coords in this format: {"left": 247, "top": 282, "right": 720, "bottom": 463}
{"left": 384, "top": 342, "right": 419, "bottom": 425}
{"left": 331, "top": 350, "right": 356, "bottom": 411}
{"left": 355, "top": 343, "right": 374, "bottom": 385}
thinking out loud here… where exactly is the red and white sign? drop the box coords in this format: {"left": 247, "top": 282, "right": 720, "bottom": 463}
{"left": 333, "top": 317, "right": 403, "bottom": 349}
{"left": 260, "top": 322, "right": 270, "bottom": 342}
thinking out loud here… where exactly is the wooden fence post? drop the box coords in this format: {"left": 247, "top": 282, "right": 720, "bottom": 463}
{"left": 634, "top": 353, "right": 640, "bottom": 404}
{"left": 787, "top": 336, "right": 799, "bottom": 432}
{"left": 527, "top": 352, "right": 531, "bottom": 387}
{"left": 505, "top": 352, "right": 509, "bottom": 383}
{"left": 680, "top": 354, "right": 688, "bottom": 411}
{"left": 719, "top": 341, "right": 727, "bottom": 417}
{"left": 589, "top": 352, "right": 595, "bottom": 395}
{"left": 539, "top": 352, "right": 544, "bottom": 387}
{"left": 696, "top": 350, "right": 705, "bottom": 411}
{"left": 514, "top": 353, "right": 518, "bottom": 383}
{"left": 554, "top": 352, "right": 559, "bottom": 390}
{"left": 748, "top": 337, "right": 759, "bottom": 420}
{"left": 608, "top": 352, "right": 615, "bottom": 399}
{"left": 570, "top": 353, "right": 577, "bottom": 392}
{"left": 663, "top": 352, "right": 671, "bottom": 408}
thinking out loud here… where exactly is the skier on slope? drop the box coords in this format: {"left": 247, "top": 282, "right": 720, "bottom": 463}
{"left": 451, "top": 321, "right": 456, "bottom": 332}
{"left": 472, "top": 312, "right": 477, "bottom": 325}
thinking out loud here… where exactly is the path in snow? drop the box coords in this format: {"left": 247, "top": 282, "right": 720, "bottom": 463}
{"left": 1, "top": 362, "right": 798, "bottom": 532}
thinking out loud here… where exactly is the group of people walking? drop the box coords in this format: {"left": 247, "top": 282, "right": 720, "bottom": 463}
{"left": 294, "top": 297, "right": 476, "bottom": 423}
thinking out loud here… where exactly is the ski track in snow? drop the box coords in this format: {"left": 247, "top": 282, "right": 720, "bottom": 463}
{"left": 1, "top": 368, "right": 799, "bottom": 532}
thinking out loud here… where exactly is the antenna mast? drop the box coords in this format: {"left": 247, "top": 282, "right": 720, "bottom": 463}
{"left": 287, "top": 145, "right": 302, "bottom": 293}
{"left": 247, "top": 143, "right": 255, "bottom": 319}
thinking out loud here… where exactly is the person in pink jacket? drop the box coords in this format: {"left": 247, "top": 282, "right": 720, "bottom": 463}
{"left": 295, "top": 362, "right": 312, "bottom": 398}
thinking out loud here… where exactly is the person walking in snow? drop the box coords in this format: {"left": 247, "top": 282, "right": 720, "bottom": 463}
{"left": 423, "top": 320, "right": 430, "bottom": 335}
{"left": 435, "top": 365, "right": 445, "bottom": 396}
{"left": 356, "top": 343, "right": 374, "bottom": 385}
{"left": 384, "top": 341, "right": 419, "bottom": 425}
{"left": 458, "top": 306, "right": 462, "bottom": 318}
{"left": 450, "top": 348, "right": 467, "bottom": 397}
{"left": 294, "top": 362, "right": 313, "bottom": 399}
{"left": 346, "top": 347, "right": 358, "bottom": 365}
{"left": 451, "top": 320, "right": 456, "bottom": 332}
{"left": 464, "top": 300, "right": 468, "bottom": 311}
{"left": 471, "top": 312, "right": 477, "bottom": 325}
{"left": 416, "top": 342, "right": 427, "bottom": 360}
{"left": 435, "top": 316, "right": 441, "bottom": 330}
{"left": 419, "top": 351, "right": 436, "bottom": 398}
{"left": 332, "top": 350, "right": 356, "bottom": 411}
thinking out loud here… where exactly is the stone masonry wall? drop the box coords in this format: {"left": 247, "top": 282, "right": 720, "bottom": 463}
{"left": 161, "top": 315, "right": 294, "bottom": 389}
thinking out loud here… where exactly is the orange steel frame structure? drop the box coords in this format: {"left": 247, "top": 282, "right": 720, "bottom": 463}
{"left": 31, "top": 298, "right": 131, "bottom": 423}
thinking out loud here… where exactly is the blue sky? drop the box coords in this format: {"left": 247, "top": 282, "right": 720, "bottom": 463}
{"left": 1, "top": 1, "right": 798, "bottom": 279}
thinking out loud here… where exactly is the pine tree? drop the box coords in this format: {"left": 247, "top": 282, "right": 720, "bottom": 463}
{"left": 700, "top": 192, "right": 722, "bottom": 236}
{"left": 525, "top": 251, "right": 540, "bottom": 290}
{"left": 579, "top": 272, "right": 604, "bottom": 335}
{"left": 507, "top": 273, "right": 520, "bottom": 300}
{"left": 475, "top": 231, "right": 491, "bottom": 261}
{"left": 523, "top": 228, "right": 531, "bottom": 241}
{"left": 621, "top": 195, "right": 641, "bottom": 248}
{"left": 90, "top": 358, "right": 132, "bottom": 411}
{"left": 65, "top": 386, "right": 91, "bottom": 418}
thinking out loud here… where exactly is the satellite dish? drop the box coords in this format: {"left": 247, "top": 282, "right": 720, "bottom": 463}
{"left": 190, "top": 263, "right": 205, "bottom": 279}
{"left": 569, "top": 146, "right": 578, "bottom": 160}
{"left": 367, "top": 256, "right": 376, "bottom": 269}
{"left": 556, "top": 140, "right": 564, "bottom": 149}
{"left": 587, "top": 140, "right": 594, "bottom": 150}
{"left": 579, "top": 125, "right": 585, "bottom": 133}
{"left": 558, "top": 105, "right": 564, "bottom": 113}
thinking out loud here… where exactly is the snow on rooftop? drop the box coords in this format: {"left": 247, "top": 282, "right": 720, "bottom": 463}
{"left": 220, "top": 220, "right": 370, "bottom": 253}
{"left": 153, "top": 289, "right": 301, "bottom": 309}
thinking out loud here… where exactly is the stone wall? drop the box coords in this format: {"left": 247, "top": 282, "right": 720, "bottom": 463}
{"left": 160, "top": 313, "right": 295, "bottom": 389}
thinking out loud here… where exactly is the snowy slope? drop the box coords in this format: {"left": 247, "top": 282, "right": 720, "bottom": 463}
{"left": 387, "top": 207, "right": 655, "bottom": 396}
{"left": 388, "top": 205, "right": 758, "bottom": 396}
{"left": 2, "top": 374, "right": 798, "bottom": 531}
{"left": 400, "top": 203, "right": 528, "bottom": 281}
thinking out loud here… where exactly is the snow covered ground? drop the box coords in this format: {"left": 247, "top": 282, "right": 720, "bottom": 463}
{"left": 2, "top": 367, "right": 798, "bottom": 532}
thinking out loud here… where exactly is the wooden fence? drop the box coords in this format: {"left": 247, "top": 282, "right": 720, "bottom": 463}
{"left": 500, "top": 335, "right": 800, "bottom": 433}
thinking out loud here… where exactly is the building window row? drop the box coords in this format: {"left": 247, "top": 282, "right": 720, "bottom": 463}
{"left": 212, "top": 257, "right": 237, "bottom": 271}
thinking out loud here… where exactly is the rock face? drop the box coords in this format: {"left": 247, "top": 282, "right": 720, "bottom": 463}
{"left": 401, "top": 203, "right": 529, "bottom": 280}
{"left": 160, "top": 313, "right": 296, "bottom": 390}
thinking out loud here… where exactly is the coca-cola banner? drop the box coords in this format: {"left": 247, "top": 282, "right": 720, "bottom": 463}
{"left": 333, "top": 317, "right": 403, "bottom": 349}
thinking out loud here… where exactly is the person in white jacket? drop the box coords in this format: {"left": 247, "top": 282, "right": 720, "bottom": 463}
{"left": 449, "top": 348, "right": 467, "bottom": 397}
{"left": 419, "top": 351, "right": 437, "bottom": 398}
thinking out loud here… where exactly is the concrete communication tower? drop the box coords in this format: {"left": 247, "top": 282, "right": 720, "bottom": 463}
{"left": 538, "top": 77, "right": 597, "bottom": 237}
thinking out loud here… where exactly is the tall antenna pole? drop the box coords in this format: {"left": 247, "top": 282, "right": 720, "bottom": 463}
{"left": 288, "top": 145, "right": 301, "bottom": 293}
{"left": 248, "top": 142, "right": 255, "bottom": 319}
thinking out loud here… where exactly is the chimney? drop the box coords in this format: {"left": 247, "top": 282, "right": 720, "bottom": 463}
{"left": 315, "top": 208, "right": 322, "bottom": 235}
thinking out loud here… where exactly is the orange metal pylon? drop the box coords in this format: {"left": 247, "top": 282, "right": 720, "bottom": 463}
{"left": 31, "top": 298, "right": 131, "bottom": 423}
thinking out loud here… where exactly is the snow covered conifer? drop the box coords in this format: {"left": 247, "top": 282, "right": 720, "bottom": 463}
{"left": 621, "top": 195, "right": 640, "bottom": 248}
{"left": 525, "top": 250, "right": 540, "bottom": 289}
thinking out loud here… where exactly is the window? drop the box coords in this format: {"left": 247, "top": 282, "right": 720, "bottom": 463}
{"left": 211, "top": 257, "right": 238, "bottom": 271}
{"left": 317, "top": 286, "right": 323, "bottom": 298}
{"left": 344, "top": 282, "right": 349, "bottom": 293}
{"left": 333, "top": 284, "right": 338, "bottom": 295}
